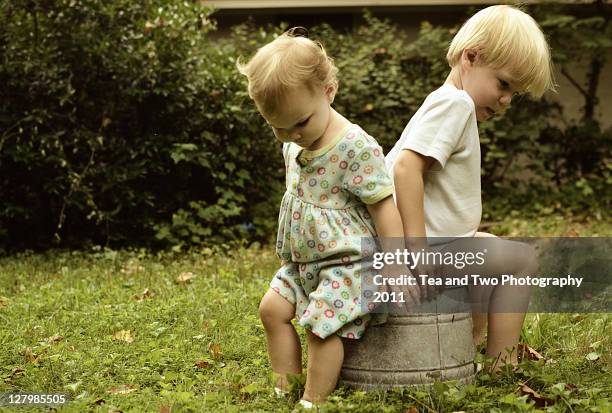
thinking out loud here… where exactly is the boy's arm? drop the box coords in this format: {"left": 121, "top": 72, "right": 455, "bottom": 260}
{"left": 393, "top": 149, "right": 437, "bottom": 300}
{"left": 393, "top": 149, "right": 435, "bottom": 241}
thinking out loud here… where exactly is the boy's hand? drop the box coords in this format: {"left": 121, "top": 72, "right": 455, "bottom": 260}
{"left": 413, "top": 261, "right": 442, "bottom": 302}
{"left": 405, "top": 238, "right": 440, "bottom": 302}
{"left": 380, "top": 263, "right": 421, "bottom": 314}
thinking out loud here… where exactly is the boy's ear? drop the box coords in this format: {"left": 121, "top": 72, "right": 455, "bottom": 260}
{"left": 462, "top": 49, "right": 479, "bottom": 68}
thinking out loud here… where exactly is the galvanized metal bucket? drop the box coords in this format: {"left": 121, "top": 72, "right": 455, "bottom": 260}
{"left": 341, "top": 288, "right": 476, "bottom": 389}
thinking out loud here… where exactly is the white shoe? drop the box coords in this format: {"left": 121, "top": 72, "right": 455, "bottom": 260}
{"left": 273, "top": 387, "right": 287, "bottom": 398}
{"left": 297, "top": 399, "right": 315, "bottom": 409}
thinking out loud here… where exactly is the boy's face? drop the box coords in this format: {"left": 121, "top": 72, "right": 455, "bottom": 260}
{"left": 258, "top": 83, "right": 334, "bottom": 150}
{"left": 461, "top": 51, "right": 518, "bottom": 122}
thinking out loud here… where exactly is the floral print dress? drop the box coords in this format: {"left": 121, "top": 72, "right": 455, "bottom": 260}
{"left": 270, "top": 124, "right": 393, "bottom": 339}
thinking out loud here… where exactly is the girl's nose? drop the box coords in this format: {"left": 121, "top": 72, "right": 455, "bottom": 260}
{"left": 273, "top": 128, "right": 290, "bottom": 141}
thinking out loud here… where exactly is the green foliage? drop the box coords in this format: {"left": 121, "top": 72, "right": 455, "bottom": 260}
{"left": 0, "top": 4, "right": 609, "bottom": 250}
{"left": 0, "top": 224, "right": 610, "bottom": 411}
{"left": 0, "top": 0, "right": 281, "bottom": 250}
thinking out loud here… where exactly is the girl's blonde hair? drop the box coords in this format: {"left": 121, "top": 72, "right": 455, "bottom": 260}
{"left": 237, "top": 28, "right": 338, "bottom": 114}
{"left": 447, "top": 5, "right": 555, "bottom": 97}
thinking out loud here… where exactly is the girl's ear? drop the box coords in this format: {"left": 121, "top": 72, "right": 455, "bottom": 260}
{"left": 326, "top": 83, "right": 337, "bottom": 104}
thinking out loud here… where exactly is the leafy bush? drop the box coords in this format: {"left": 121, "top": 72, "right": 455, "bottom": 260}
{"left": 0, "top": 0, "right": 281, "bottom": 250}
{"left": 0, "top": 3, "right": 609, "bottom": 251}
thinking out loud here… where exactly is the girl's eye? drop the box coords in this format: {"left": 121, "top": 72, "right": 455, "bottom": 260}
{"left": 499, "top": 79, "right": 510, "bottom": 89}
{"left": 297, "top": 117, "right": 310, "bottom": 127}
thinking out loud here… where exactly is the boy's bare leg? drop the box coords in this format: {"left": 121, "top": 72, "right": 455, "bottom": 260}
{"left": 486, "top": 312, "right": 527, "bottom": 368}
{"left": 471, "top": 232, "right": 494, "bottom": 348}
{"left": 259, "top": 289, "right": 302, "bottom": 389}
{"left": 302, "top": 331, "right": 344, "bottom": 403}
{"left": 474, "top": 232, "right": 536, "bottom": 370}
{"left": 472, "top": 312, "right": 488, "bottom": 347}
{"left": 444, "top": 232, "right": 534, "bottom": 370}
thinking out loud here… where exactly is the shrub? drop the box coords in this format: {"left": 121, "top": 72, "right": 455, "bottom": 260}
{"left": 0, "top": 1, "right": 281, "bottom": 249}
{"left": 0, "top": 4, "right": 609, "bottom": 250}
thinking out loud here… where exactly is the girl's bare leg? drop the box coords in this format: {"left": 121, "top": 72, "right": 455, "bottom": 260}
{"left": 302, "top": 331, "right": 344, "bottom": 403}
{"left": 259, "top": 289, "right": 302, "bottom": 389}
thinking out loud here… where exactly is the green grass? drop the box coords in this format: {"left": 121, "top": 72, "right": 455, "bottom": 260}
{"left": 0, "top": 216, "right": 610, "bottom": 412}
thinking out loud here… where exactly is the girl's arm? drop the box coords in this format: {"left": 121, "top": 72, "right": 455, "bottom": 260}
{"left": 367, "top": 195, "right": 421, "bottom": 307}
{"left": 366, "top": 195, "right": 403, "bottom": 239}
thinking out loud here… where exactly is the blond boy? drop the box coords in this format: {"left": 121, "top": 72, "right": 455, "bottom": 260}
{"left": 386, "top": 5, "right": 555, "bottom": 369}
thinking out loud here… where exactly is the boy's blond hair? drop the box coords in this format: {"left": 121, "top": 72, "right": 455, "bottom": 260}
{"left": 447, "top": 5, "right": 555, "bottom": 97}
{"left": 237, "top": 28, "right": 338, "bottom": 114}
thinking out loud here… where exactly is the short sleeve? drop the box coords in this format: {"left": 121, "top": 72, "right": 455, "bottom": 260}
{"left": 402, "top": 95, "right": 472, "bottom": 169}
{"left": 342, "top": 133, "right": 394, "bottom": 205}
{"left": 282, "top": 142, "right": 290, "bottom": 164}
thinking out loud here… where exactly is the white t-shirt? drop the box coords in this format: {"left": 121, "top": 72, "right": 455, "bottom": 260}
{"left": 385, "top": 84, "right": 481, "bottom": 240}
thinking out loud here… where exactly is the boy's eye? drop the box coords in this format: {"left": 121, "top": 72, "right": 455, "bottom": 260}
{"left": 296, "top": 117, "right": 310, "bottom": 127}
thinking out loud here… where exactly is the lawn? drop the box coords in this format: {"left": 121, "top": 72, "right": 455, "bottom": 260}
{"left": 0, "top": 216, "right": 610, "bottom": 412}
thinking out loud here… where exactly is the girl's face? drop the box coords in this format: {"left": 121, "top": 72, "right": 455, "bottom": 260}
{"left": 459, "top": 50, "right": 519, "bottom": 122}
{"left": 259, "top": 83, "right": 335, "bottom": 150}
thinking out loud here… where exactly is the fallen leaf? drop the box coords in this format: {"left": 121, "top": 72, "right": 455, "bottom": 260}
{"left": 0, "top": 296, "right": 8, "bottom": 308}
{"left": 24, "top": 348, "right": 38, "bottom": 363}
{"left": 202, "top": 319, "right": 217, "bottom": 331}
{"left": 208, "top": 342, "right": 223, "bottom": 359}
{"left": 194, "top": 359, "right": 213, "bottom": 369}
{"left": 518, "top": 343, "right": 545, "bottom": 361}
{"left": 175, "top": 272, "right": 196, "bottom": 283}
{"left": 47, "top": 334, "right": 64, "bottom": 344}
{"left": 589, "top": 340, "right": 602, "bottom": 349}
{"left": 564, "top": 229, "right": 579, "bottom": 237}
{"left": 159, "top": 405, "right": 172, "bottom": 413}
{"left": 108, "top": 384, "right": 139, "bottom": 395}
{"left": 4, "top": 367, "right": 25, "bottom": 383}
{"left": 132, "top": 288, "right": 155, "bottom": 301}
{"left": 519, "top": 382, "right": 554, "bottom": 407}
{"left": 65, "top": 381, "right": 81, "bottom": 392}
{"left": 107, "top": 406, "right": 123, "bottom": 413}
{"left": 404, "top": 407, "right": 419, "bottom": 413}
{"left": 586, "top": 352, "right": 600, "bottom": 361}
{"left": 112, "top": 330, "right": 134, "bottom": 343}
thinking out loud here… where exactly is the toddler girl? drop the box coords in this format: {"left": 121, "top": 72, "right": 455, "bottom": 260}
{"left": 238, "top": 29, "right": 406, "bottom": 407}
